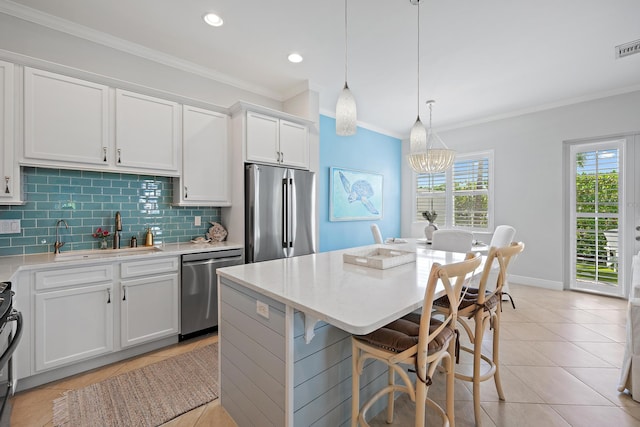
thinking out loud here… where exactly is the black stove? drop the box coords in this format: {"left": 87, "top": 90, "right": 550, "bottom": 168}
{"left": 0, "top": 282, "right": 22, "bottom": 427}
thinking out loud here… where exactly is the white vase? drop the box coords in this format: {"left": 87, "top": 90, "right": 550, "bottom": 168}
{"left": 424, "top": 222, "right": 438, "bottom": 240}
{"left": 100, "top": 239, "right": 108, "bottom": 249}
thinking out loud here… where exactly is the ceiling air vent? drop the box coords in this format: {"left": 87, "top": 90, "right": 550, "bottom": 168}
{"left": 616, "top": 39, "right": 640, "bottom": 59}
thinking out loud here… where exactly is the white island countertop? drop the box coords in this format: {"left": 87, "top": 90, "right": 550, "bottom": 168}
{"left": 217, "top": 243, "right": 473, "bottom": 336}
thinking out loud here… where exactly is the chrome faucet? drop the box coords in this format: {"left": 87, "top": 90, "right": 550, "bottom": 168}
{"left": 113, "top": 211, "right": 122, "bottom": 249}
{"left": 54, "top": 219, "right": 69, "bottom": 254}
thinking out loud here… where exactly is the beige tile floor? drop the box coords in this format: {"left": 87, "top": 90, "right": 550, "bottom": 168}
{"left": 10, "top": 333, "right": 237, "bottom": 427}
{"left": 10, "top": 284, "right": 640, "bottom": 426}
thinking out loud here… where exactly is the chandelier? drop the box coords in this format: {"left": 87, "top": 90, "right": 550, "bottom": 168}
{"left": 408, "top": 100, "right": 455, "bottom": 173}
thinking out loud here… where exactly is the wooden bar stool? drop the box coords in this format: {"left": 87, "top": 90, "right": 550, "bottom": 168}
{"left": 434, "top": 241, "right": 525, "bottom": 426}
{"left": 351, "top": 252, "right": 481, "bottom": 427}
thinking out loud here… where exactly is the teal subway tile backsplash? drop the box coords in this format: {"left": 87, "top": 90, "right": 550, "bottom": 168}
{"left": 0, "top": 167, "right": 222, "bottom": 256}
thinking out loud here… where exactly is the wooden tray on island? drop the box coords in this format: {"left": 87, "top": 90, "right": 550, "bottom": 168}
{"left": 343, "top": 247, "right": 416, "bottom": 270}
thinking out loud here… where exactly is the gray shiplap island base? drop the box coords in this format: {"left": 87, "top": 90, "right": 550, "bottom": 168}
{"left": 216, "top": 244, "right": 470, "bottom": 426}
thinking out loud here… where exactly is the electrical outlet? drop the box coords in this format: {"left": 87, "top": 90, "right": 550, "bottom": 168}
{"left": 0, "top": 219, "right": 20, "bottom": 234}
{"left": 256, "top": 301, "right": 269, "bottom": 319}
{"left": 194, "top": 216, "right": 201, "bottom": 226}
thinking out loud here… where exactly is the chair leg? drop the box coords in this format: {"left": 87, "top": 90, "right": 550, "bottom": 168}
{"left": 446, "top": 341, "right": 456, "bottom": 427}
{"left": 387, "top": 366, "right": 395, "bottom": 423}
{"left": 351, "top": 341, "right": 360, "bottom": 427}
{"left": 415, "top": 381, "right": 426, "bottom": 427}
{"left": 472, "top": 315, "right": 485, "bottom": 427}
{"left": 492, "top": 311, "right": 505, "bottom": 401}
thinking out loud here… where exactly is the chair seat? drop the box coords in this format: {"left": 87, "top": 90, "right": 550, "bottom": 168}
{"left": 356, "top": 316, "right": 455, "bottom": 355}
{"left": 434, "top": 287, "right": 500, "bottom": 313}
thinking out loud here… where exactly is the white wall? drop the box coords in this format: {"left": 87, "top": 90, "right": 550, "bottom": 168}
{"left": 402, "top": 90, "right": 640, "bottom": 290}
{"left": 0, "top": 13, "right": 281, "bottom": 112}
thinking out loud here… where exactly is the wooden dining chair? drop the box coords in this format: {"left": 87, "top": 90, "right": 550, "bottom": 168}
{"left": 434, "top": 241, "right": 525, "bottom": 426}
{"left": 431, "top": 229, "right": 474, "bottom": 252}
{"left": 351, "top": 252, "right": 482, "bottom": 427}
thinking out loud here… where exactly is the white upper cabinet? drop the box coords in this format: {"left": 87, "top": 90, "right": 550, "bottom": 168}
{"left": 246, "top": 111, "right": 309, "bottom": 169}
{"left": 278, "top": 119, "right": 309, "bottom": 169}
{"left": 115, "top": 89, "right": 180, "bottom": 175}
{"left": 246, "top": 111, "right": 279, "bottom": 165}
{"left": 0, "top": 60, "right": 21, "bottom": 205}
{"left": 174, "top": 105, "right": 230, "bottom": 206}
{"left": 22, "top": 68, "right": 182, "bottom": 176}
{"left": 24, "top": 67, "right": 110, "bottom": 167}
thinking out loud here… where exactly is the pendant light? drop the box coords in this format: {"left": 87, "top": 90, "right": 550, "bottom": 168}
{"left": 407, "top": 1, "right": 455, "bottom": 173}
{"left": 336, "top": 0, "right": 357, "bottom": 136}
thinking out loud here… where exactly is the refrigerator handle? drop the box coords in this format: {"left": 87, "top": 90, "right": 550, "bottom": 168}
{"left": 282, "top": 178, "right": 288, "bottom": 248}
{"left": 288, "top": 178, "right": 293, "bottom": 248}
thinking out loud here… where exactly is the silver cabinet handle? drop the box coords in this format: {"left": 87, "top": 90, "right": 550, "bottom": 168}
{"left": 122, "top": 285, "right": 127, "bottom": 301}
{"left": 184, "top": 186, "right": 188, "bottom": 199}
{"left": 103, "top": 147, "right": 107, "bottom": 162}
{"left": 4, "top": 176, "right": 9, "bottom": 194}
{"left": 280, "top": 151, "right": 284, "bottom": 163}
{"left": 276, "top": 151, "right": 281, "bottom": 162}
{"left": 117, "top": 148, "right": 122, "bottom": 164}
{"left": 107, "top": 288, "right": 111, "bottom": 304}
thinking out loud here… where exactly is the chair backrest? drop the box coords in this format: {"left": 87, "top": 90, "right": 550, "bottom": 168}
{"left": 490, "top": 225, "right": 516, "bottom": 248}
{"left": 431, "top": 229, "right": 474, "bottom": 252}
{"left": 475, "top": 242, "right": 525, "bottom": 303}
{"left": 370, "top": 224, "right": 383, "bottom": 244}
{"left": 417, "top": 252, "right": 481, "bottom": 375}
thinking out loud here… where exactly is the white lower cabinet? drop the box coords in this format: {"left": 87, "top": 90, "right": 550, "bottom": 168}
{"left": 34, "top": 283, "right": 114, "bottom": 372}
{"left": 120, "top": 273, "right": 179, "bottom": 348}
{"left": 30, "top": 256, "right": 179, "bottom": 374}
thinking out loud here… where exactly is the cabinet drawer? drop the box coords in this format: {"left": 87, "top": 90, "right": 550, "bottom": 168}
{"left": 120, "top": 257, "right": 179, "bottom": 279}
{"left": 35, "top": 264, "right": 113, "bottom": 291}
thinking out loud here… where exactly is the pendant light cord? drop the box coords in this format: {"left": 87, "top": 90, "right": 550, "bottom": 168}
{"left": 344, "top": 0, "right": 349, "bottom": 86}
{"left": 416, "top": 0, "right": 420, "bottom": 118}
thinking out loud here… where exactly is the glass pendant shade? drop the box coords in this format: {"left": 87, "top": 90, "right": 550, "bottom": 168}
{"left": 336, "top": 83, "right": 357, "bottom": 136}
{"left": 409, "top": 116, "right": 427, "bottom": 152}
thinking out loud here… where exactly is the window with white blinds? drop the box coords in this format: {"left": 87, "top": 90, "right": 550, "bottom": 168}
{"left": 415, "top": 151, "right": 493, "bottom": 230}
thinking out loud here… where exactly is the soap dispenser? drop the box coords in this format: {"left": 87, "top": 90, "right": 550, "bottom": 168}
{"left": 144, "top": 227, "right": 154, "bottom": 246}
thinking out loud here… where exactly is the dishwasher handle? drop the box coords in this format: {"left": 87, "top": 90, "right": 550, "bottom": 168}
{"left": 182, "top": 256, "right": 242, "bottom": 267}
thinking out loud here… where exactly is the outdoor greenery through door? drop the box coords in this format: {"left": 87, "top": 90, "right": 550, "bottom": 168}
{"left": 570, "top": 140, "right": 622, "bottom": 295}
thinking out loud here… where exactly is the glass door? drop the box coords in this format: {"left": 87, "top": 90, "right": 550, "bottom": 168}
{"left": 569, "top": 139, "right": 625, "bottom": 297}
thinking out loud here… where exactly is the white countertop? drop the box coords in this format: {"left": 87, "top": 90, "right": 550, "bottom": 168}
{"left": 0, "top": 240, "right": 243, "bottom": 283}
{"left": 217, "top": 242, "right": 474, "bottom": 336}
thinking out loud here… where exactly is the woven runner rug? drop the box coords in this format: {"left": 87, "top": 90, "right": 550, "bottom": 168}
{"left": 52, "top": 343, "right": 219, "bottom": 427}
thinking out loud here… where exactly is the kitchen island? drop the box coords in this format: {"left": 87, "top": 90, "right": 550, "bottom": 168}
{"left": 216, "top": 243, "right": 470, "bottom": 427}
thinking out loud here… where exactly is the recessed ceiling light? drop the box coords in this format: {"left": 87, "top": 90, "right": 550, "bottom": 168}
{"left": 203, "top": 13, "right": 223, "bottom": 27}
{"left": 288, "top": 53, "right": 303, "bottom": 63}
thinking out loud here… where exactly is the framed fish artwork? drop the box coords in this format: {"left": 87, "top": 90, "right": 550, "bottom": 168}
{"left": 330, "top": 167, "right": 383, "bottom": 221}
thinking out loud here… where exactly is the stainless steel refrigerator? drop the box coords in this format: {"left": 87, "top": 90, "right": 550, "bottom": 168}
{"left": 245, "top": 164, "right": 316, "bottom": 263}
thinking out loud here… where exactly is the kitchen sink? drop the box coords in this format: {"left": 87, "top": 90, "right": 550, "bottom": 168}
{"left": 54, "top": 246, "right": 162, "bottom": 261}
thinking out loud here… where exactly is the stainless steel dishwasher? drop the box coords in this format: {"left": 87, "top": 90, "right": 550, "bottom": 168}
{"left": 180, "top": 249, "right": 243, "bottom": 340}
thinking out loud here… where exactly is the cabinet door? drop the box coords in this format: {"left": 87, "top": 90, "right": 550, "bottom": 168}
{"left": 178, "top": 106, "right": 230, "bottom": 205}
{"left": 35, "top": 284, "right": 113, "bottom": 372}
{"left": 279, "top": 119, "right": 309, "bottom": 169}
{"left": 24, "top": 67, "right": 109, "bottom": 167}
{"left": 120, "top": 273, "right": 179, "bottom": 348}
{"left": 115, "top": 89, "right": 180, "bottom": 174}
{"left": 0, "top": 61, "right": 19, "bottom": 204}
{"left": 246, "top": 111, "right": 279, "bottom": 165}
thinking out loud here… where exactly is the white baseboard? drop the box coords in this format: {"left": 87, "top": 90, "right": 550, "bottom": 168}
{"left": 509, "top": 274, "right": 564, "bottom": 291}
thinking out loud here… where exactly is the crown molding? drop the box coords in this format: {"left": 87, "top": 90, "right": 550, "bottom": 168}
{"left": 0, "top": 0, "right": 283, "bottom": 101}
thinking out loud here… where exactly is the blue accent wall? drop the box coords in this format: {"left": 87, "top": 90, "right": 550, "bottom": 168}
{"left": 319, "top": 115, "right": 402, "bottom": 252}
{"left": 0, "top": 167, "right": 220, "bottom": 256}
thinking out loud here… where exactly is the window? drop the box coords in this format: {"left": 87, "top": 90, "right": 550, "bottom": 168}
{"left": 415, "top": 151, "right": 493, "bottom": 231}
